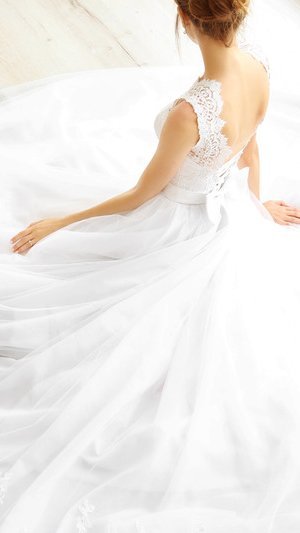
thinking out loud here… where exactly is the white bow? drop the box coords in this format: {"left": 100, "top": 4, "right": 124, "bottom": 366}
{"left": 205, "top": 165, "right": 250, "bottom": 225}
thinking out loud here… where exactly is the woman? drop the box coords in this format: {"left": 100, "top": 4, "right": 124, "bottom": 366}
{"left": 1, "top": 1, "right": 300, "bottom": 532}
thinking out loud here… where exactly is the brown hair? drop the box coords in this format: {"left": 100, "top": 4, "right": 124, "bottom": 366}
{"left": 175, "top": 0, "right": 249, "bottom": 47}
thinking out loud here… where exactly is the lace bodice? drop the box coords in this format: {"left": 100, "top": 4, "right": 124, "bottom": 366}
{"left": 154, "top": 30, "right": 270, "bottom": 196}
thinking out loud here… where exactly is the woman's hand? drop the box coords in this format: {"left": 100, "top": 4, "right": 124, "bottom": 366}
{"left": 11, "top": 217, "right": 66, "bottom": 254}
{"left": 263, "top": 200, "right": 300, "bottom": 226}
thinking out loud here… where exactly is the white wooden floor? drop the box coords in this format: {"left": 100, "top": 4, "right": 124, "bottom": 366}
{"left": 0, "top": 0, "right": 200, "bottom": 87}
{"left": 1, "top": 0, "right": 299, "bottom": 89}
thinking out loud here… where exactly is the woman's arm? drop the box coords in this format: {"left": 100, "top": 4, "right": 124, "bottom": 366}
{"left": 11, "top": 101, "right": 200, "bottom": 253}
{"left": 238, "top": 134, "right": 300, "bottom": 225}
{"left": 63, "top": 101, "right": 200, "bottom": 223}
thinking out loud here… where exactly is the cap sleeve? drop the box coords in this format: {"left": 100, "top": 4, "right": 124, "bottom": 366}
{"left": 169, "top": 80, "right": 232, "bottom": 170}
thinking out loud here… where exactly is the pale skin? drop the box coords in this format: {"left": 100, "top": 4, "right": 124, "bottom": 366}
{"left": 11, "top": 7, "right": 300, "bottom": 254}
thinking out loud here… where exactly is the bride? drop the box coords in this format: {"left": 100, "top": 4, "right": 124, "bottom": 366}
{"left": 1, "top": 0, "right": 300, "bottom": 532}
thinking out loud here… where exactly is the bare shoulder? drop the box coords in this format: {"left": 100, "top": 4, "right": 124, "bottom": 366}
{"left": 169, "top": 99, "right": 199, "bottom": 127}
{"left": 161, "top": 99, "right": 200, "bottom": 147}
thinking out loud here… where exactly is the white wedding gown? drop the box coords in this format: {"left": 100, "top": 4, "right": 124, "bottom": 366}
{"left": 1, "top": 11, "right": 300, "bottom": 533}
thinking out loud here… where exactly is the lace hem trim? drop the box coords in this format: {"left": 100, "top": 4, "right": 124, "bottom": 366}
{"left": 76, "top": 499, "right": 95, "bottom": 533}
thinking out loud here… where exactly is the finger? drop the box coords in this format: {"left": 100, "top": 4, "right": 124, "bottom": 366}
{"left": 11, "top": 228, "right": 33, "bottom": 244}
{"left": 276, "top": 219, "right": 290, "bottom": 226}
{"left": 12, "top": 235, "right": 31, "bottom": 252}
{"left": 12, "top": 235, "right": 35, "bottom": 253}
{"left": 14, "top": 239, "right": 36, "bottom": 254}
{"left": 285, "top": 207, "right": 300, "bottom": 217}
{"left": 287, "top": 216, "right": 300, "bottom": 224}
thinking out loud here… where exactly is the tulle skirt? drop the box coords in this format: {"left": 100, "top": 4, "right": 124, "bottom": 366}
{"left": 1, "top": 53, "right": 300, "bottom": 532}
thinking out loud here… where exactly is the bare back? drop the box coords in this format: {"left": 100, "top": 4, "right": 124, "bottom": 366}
{"left": 153, "top": 38, "right": 270, "bottom": 196}
{"left": 218, "top": 47, "right": 270, "bottom": 157}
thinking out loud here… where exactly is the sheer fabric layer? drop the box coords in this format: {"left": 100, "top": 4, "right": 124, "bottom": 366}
{"left": 0, "top": 11, "right": 300, "bottom": 532}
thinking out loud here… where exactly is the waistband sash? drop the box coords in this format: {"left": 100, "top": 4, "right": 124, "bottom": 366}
{"left": 160, "top": 165, "right": 249, "bottom": 206}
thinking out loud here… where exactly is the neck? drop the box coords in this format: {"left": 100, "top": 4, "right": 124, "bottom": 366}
{"left": 197, "top": 34, "right": 239, "bottom": 80}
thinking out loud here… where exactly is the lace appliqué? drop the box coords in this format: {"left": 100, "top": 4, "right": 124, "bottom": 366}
{"left": 154, "top": 23, "right": 269, "bottom": 196}
{"left": 0, "top": 471, "right": 12, "bottom": 505}
{"left": 173, "top": 80, "right": 232, "bottom": 172}
{"left": 166, "top": 79, "right": 234, "bottom": 194}
{"left": 76, "top": 499, "right": 95, "bottom": 533}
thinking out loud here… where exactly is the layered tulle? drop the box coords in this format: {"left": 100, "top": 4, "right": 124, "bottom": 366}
{"left": 1, "top": 1, "right": 300, "bottom": 531}
{"left": 1, "top": 158, "right": 300, "bottom": 533}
